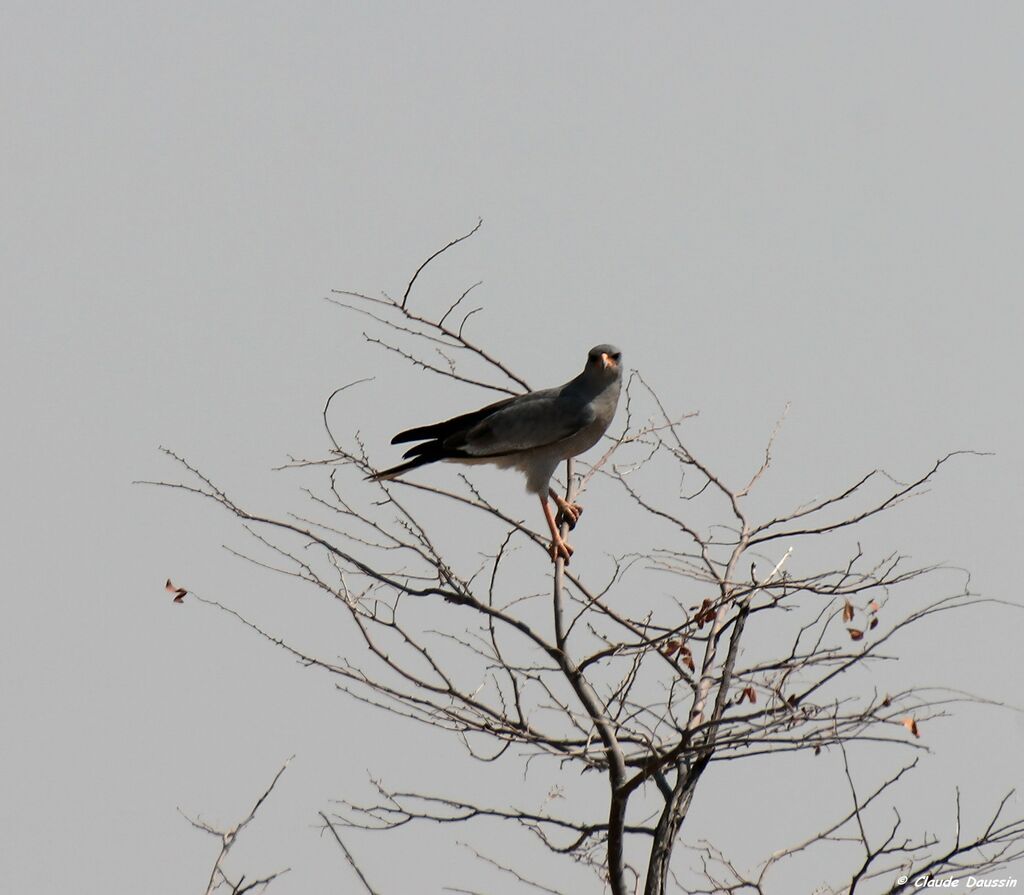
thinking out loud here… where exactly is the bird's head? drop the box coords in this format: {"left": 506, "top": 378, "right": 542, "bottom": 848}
{"left": 586, "top": 344, "right": 623, "bottom": 379}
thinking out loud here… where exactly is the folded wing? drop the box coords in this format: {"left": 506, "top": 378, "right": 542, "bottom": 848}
{"left": 391, "top": 396, "right": 517, "bottom": 446}
{"left": 399, "top": 391, "right": 595, "bottom": 461}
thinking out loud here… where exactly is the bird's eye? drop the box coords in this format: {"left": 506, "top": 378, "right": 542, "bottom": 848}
{"left": 611, "top": 352, "right": 621, "bottom": 361}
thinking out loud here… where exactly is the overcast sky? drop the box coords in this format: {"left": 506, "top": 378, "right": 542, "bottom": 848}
{"left": 3, "top": 3, "right": 1023, "bottom": 893}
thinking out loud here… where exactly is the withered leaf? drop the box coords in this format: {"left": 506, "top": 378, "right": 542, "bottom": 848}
{"left": 695, "top": 598, "right": 715, "bottom": 629}
{"left": 900, "top": 717, "right": 920, "bottom": 738}
{"left": 868, "top": 600, "right": 880, "bottom": 614}
{"left": 165, "top": 578, "right": 187, "bottom": 603}
{"left": 847, "top": 628, "right": 864, "bottom": 641}
{"left": 842, "top": 600, "right": 855, "bottom": 623}
{"left": 680, "top": 645, "right": 695, "bottom": 672}
{"left": 869, "top": 617, "right": 879, "bottom": 630}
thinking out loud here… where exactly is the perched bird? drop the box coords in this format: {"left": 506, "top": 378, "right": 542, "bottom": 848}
{"left": 370, "top": 344, "right": 623, "bottom": 562}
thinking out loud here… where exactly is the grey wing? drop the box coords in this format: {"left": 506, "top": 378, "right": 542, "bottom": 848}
{"left": 454, "top": 393, "right": 596, "bottom": 457}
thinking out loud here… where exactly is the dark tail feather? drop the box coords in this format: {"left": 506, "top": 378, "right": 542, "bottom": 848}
{"left": 366, "top": 454, "right": 438, "bottom": 482}
{"left": 401, "top": 440, "right": 444, "bottom": 460}
{"left": 391, "top": 422, "right": 449, "bottom": 445}
{"left": 368, "top": 440, "right": 472, "bottom": 482}
{"left": 390, "top": 396, "right": 515, "bottom": 445}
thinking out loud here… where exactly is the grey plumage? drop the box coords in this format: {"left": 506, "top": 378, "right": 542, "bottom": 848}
{"left": 370, "top": 344, "right": 623, "bottom": 494}
{"left": 370, "top": 344, "right": 622, "bottom": 563}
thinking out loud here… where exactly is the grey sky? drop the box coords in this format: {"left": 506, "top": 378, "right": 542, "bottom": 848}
{"left": 2, "top": 3, "right": 1022, "bottom": 892}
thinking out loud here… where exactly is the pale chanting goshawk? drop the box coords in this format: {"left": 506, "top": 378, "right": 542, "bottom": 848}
{"left": 370, "top": 345, "right": 623, "bottom": 562}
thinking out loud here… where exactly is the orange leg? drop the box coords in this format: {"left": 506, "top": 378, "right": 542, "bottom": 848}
{"left": 548, "top": 488, "right": 583, "bottom": 529}
{"left": 539, "top": 495, "right": 574, "bottom": 564}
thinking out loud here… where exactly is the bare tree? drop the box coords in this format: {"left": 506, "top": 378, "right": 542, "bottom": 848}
{"left": 179, "top": 758, "right": 292, "bottom": 894}
{"left": 146, "top": 225, "right": 1024, "bottom": 894}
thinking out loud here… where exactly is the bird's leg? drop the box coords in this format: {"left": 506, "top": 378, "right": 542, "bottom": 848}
{"left": 548, "top": 487, "right": 583, "bottom": 530}
{"left": 539, "top": 495, "right": 574, "bottom": 564}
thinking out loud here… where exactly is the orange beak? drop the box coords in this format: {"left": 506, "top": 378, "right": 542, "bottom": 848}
{"left": 600, "top": 352, "right": 617, "bottom": 370}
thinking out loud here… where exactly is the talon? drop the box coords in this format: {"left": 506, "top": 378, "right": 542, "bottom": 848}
{"left": 556, "top": 504, "right": 583, "bottom": 530}
{"left": 540, "top": 494, "right": 576, "bottom": 565}
{"left": 550, "top": 492, "right": 584, "bottom": 530}
{"left": 549, "top": 537, "right": 574, "bottom": 564}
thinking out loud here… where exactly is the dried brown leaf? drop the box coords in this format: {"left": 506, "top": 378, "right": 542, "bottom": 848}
{"left": 165, "top": 578, "right": 187, "bottom": 603}
{"left": 900, "top": 717, "right": 920, "bottom": 738}
{"left": 694, "top": 598, "right": 715, "bottom": 629}
{"left": 680, "top": 645, "right": 695, "bottom": 672}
